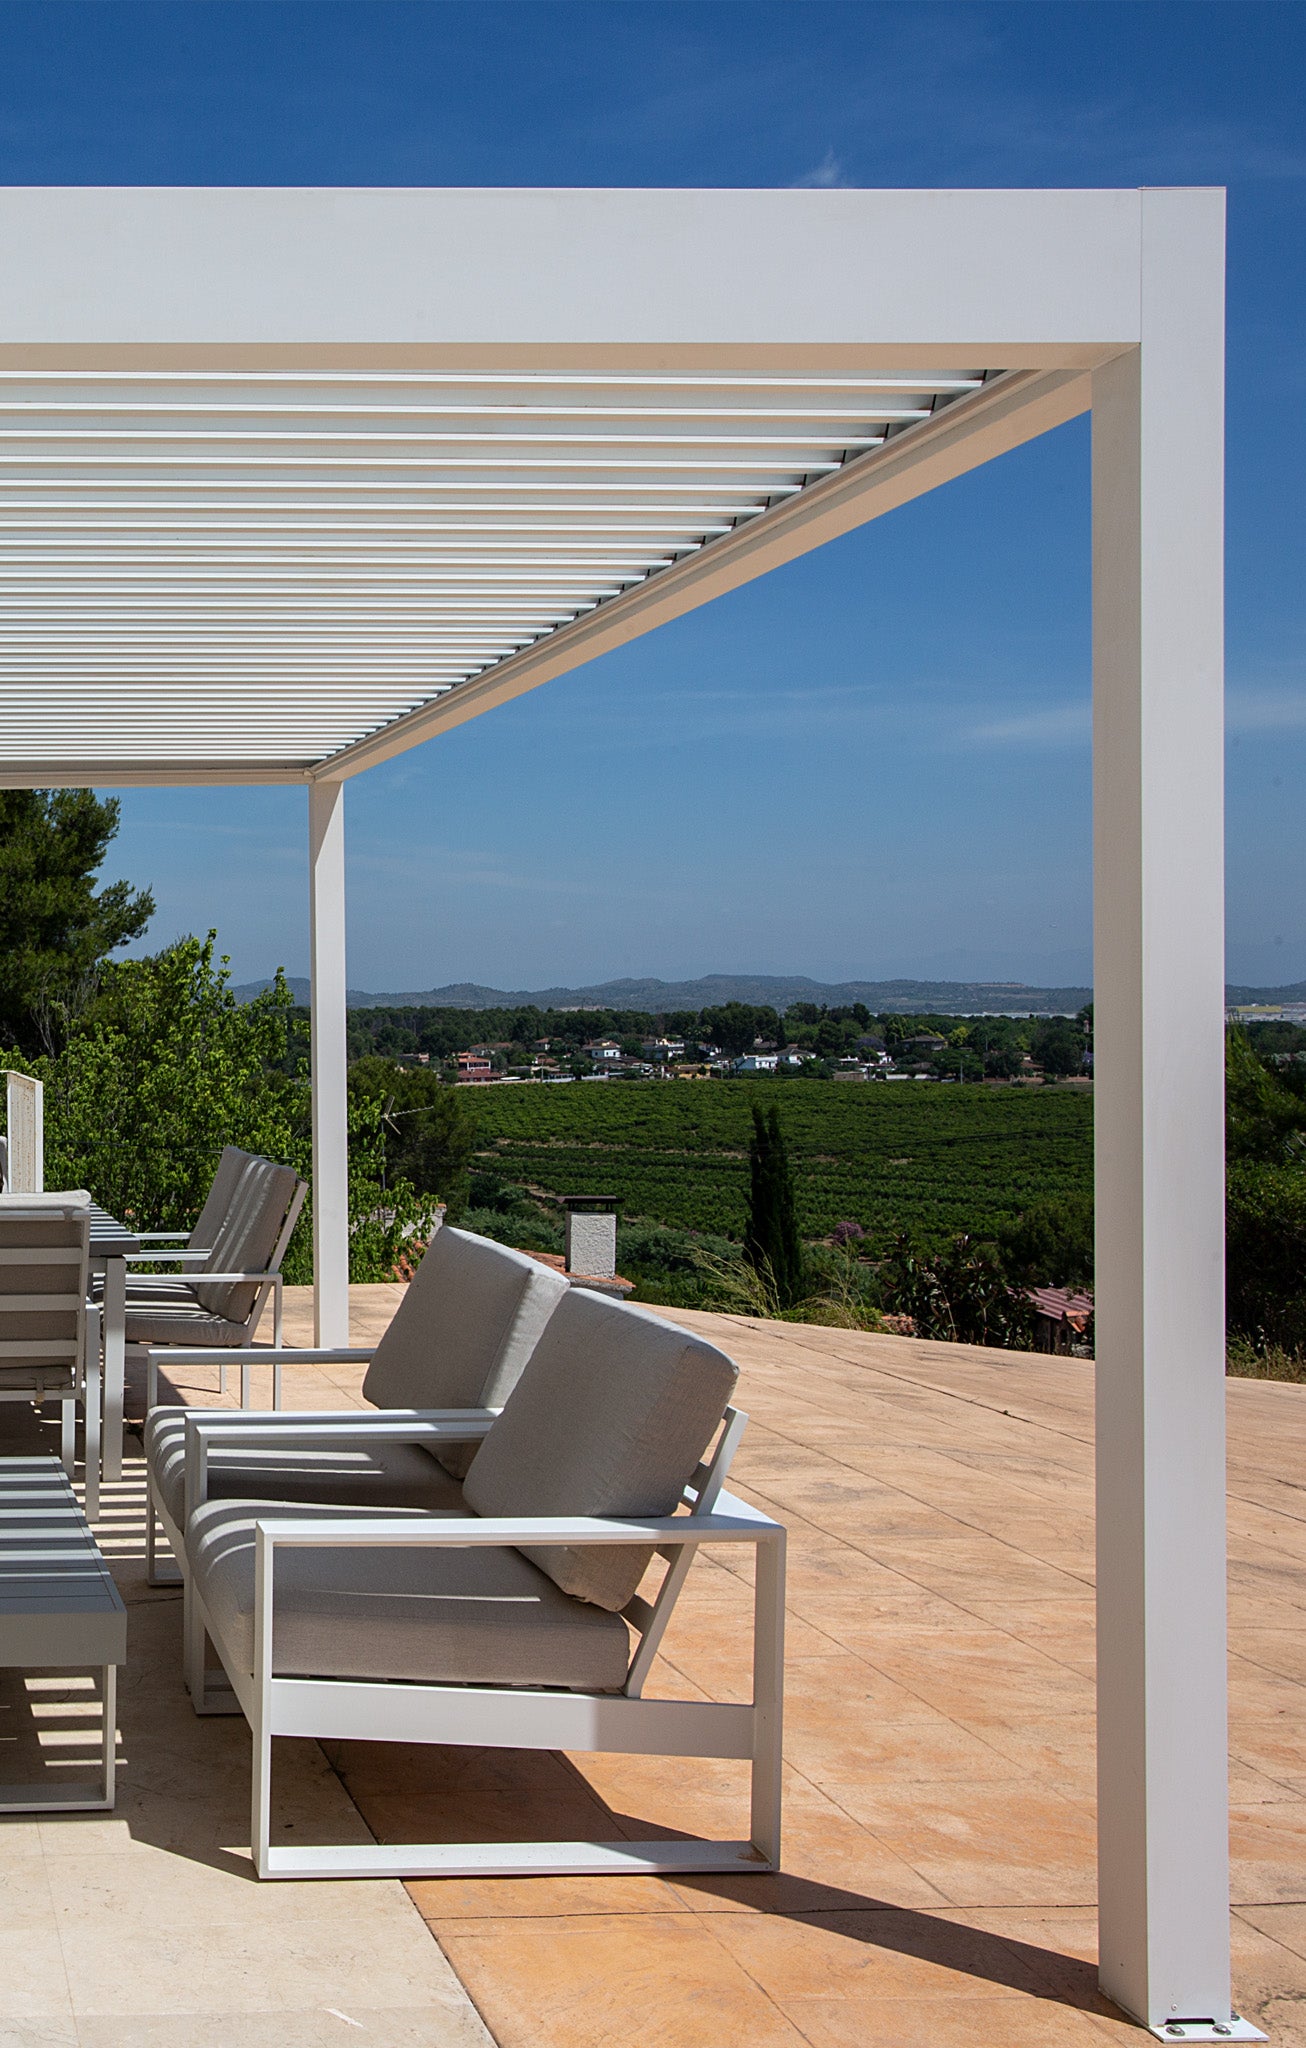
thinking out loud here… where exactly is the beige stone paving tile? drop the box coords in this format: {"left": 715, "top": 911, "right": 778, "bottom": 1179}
{"left": 1228, "top": 1656, "right": 1306, "bottom": 1721}
{"left": 328, "top": 1737, "right": 596, "bottom": 1808}
{"left": 1227, "top": 1724, "right": 1306, "bottom": 1801}
{"left": 1220, "top": 1918, "right": 1306, "bottom": 2045}
{"left": 0, "top": 1853, "right": 60, "bottom": 1933}
{"left": 74, "top": 2012, "right": 491, "bottom": 2048}
{"left": 972, "top": 1604, "right": 1097, "bottom": 1654}
{"left": 43, "top": 1841, "right": 404, "bottom": 1930}
{"left": 0, "top": 1818, "right": 48, "bottom": 1862}
{"left": 861, "top": 1542, "right": 1094, "bottom": 1607}
{"left": 706, "top": 1901, "right": 1059, "bottom": 2003}
{"left": 765, "top": 1647, "right": 947, "bottom": 1725}
{"left": 360, "top": 1789, "right": 632, "bottom": 1852}
{"left": 681, "top": 1806, "right": 954, "bottom": 1917}
{"left": 1237, "top": 1903, "right": 1306, "bottom": 1960}
{"left": 0, "top": 1930, "right": 74, "bottom": 2022}
{"left": 1227, "top": 1503, "right": 1306, "bottom": 1572}
{"left": 789, "top": 1584, "right": 977, "bottom": 1636}
{"left": 567, "top": 1748, "right": 755, "bottom": 1835}
{"left": 58, "top": 1905, "right": 466, "bottom": 2020}
{"left": 1228, "top": 1798, "right": 1306, "bottom": 1904}
{"left": 1230, "top": 1629, "right": 1306, "bottom": 1687}
{"left": 0, "top": 2024, "right": 78, "bottom": 2048}
{"left": 773, "top": 1990, "right": 1119, "bottom": 2046}
{"left": 946, "top": 1717, "right": 1098, "bottom": 1803}
{"left": 1230, "top": 1592, "right": 1306, "bottom": 1630}
{"left": 843, "top": 1627, "right": 1097, "bottom": 1729}
{"left": 431, "top": 1909, "right": 811, "bottom": 2048}
{"left": 408, "top": 1871, "right": 686, "bottom": 1920}
{"left": 1227, "top": 1757, "right": 1306, "bottom": 1806}
{"left": 786, "top": 1712, "right": 1028, "bottom": 1799}
{"left": 829, "top": 1780, "right": 1099, "bottom": 1907}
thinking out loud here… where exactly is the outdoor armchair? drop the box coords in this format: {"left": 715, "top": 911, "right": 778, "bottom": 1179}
{"left": 0, "top": 1192, "right": 104, "bottom": 1515}
{"left": 126, "top": 1153, "right": 307, "bottom": 1403}
{"left": 181, "top": 1287, "right": 785, "bottom": 1882}
{"left": 143, "top": 1226, "right": 568, "bottom": 1599}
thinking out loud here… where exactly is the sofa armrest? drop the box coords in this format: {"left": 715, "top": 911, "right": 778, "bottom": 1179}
{"left": 182, "top": 1408, "right": 500, "bottom": 1519}
{"left": 250, "top": 1491, "right": 780, "bottom": 1553}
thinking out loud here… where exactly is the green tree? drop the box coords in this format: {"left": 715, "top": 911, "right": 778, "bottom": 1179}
{"left": 744, "top": 1104, "right": 805, "bottom": 1308}
{"left": 6, "top": 934, "right": 431, "bottom": 1283}
{"left": 995, "top": 1195, "right": 1094, "bottom": 1287}
{"left": 1032, "top": 1017, "right": 1085, "bottom": 1078}
{"left": 701, "top": 1002, "right": 778, "bottom": 1056}
{"left": 0, "top": 789, "right": 154, "bottom": 1054}
{"left": 348, "top": 1056, "right": 478, "bottom": 1216}
{"left": 1224, "top": 1028, "right": 1306, "bottom": 1355}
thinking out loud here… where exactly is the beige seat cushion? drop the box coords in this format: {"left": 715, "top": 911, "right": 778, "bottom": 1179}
{"left": 146, "top": 1411, "right": 463, "bottom": 1532}
{"left": 464, "top": 1289, "right": 738, "bottom": 1613}
{"left": 362, "top": 1227, "right": 568, "bottom": 1477}
{"left": 126, "top": 1301, "right": 248, "bottom": 1347}
{"left": 189, "top": 1498, "right": 631, "bottom": 1692}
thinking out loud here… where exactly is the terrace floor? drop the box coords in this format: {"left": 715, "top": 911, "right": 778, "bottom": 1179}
{"left": 1, "top": 1288, "right": 1304, "bottom": 2046}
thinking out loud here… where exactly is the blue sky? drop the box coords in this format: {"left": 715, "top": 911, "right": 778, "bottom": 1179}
{"left": 2, "top": 1, "right": 1302, "bottom": 991}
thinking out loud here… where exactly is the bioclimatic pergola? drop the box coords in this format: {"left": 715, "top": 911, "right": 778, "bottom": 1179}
{"left": 0, "top": 186, "right": 1239, "bottom": 2040}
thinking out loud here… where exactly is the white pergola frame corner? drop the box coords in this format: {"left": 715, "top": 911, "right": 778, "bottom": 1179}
{"left": 0, "top": 183, "right": 1242, "bottom": 2039}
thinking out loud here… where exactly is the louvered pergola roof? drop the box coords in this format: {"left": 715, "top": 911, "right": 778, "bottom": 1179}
{"left": 0, "top": 360, "right": 991, "bottom": 771}
{"left": 0, "top": 185, "right": 1137, "bottom": 785}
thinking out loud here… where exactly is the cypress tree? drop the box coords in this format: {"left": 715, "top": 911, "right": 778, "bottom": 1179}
{"left": 744, "top": 1103, "right": 804, "bottom": 1308}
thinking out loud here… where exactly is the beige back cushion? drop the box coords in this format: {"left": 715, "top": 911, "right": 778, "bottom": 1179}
{"left": 191, "top": 1156, "right": 299, "bottom": 1322}
{"left": 190, "top": 1145, "right": 252, "bottom": 1252}
{"left": 363, "top": 1227, "right": 568, "bottom": 1474}
{"left": 464, "top": 1288, "right": 738, "bottom": 1612}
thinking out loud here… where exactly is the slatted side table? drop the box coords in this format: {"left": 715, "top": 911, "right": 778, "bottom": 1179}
{"left": 0, "top": 1456, "right": 127, "bottom": 1811}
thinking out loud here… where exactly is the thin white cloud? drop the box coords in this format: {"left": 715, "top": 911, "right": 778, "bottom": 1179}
{"left": 1226, "top": 688, "right": 1306, "bottom": 733}
{"left": 969, "top": 704, "right": 1091, "bottom": 747}
{"left": 967, "top": 687, "right": 1306, "bottom": 748}
{"left": 791, "top": 147, "right": 847, "bottom": 189}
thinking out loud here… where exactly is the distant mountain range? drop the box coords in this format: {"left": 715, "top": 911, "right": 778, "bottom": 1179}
{"left": 233, "top": 972, "right": 1306, "bottom": 1017}
{"left": 232, "top": 972, "right": 1088, "bottom": 1014}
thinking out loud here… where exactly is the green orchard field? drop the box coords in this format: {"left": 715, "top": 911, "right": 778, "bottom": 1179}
{"left": 467, "top": 1079, "right": 1093, "bottom": 1245}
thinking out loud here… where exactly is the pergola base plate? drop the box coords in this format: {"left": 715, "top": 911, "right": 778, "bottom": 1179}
{"left": 1147, "top": 2020, "right": 1267, "bottom": 2043}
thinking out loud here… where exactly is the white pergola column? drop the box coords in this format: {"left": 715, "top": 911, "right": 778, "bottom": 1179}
{"left": 1092, "top": 190, "right": 1239, "bottom": 2036}
{"left": 308, "top": 777, "right": 350, "bottom": 1346}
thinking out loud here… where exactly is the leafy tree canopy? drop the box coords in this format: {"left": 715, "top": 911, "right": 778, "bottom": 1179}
{"left": 348, "top": 1054, "right": 478, "bottom": 1216}
{"left": 0, "top": 789, "right": 154, "bottom": 1054}
{"left": 5, "top": 933, "right": 432, "bottom": 1284}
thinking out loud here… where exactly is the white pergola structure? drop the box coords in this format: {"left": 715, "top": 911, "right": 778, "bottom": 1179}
{"left": 0, "top": 186, "right": 1239, "bottom": 2039}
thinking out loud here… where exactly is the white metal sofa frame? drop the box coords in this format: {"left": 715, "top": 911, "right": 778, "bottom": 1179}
{"left": 0, "top": 1194, "right": 103, "bottom": 1516}
{"left": 182, "top": 1402, "right": 785, "bottom": 1881}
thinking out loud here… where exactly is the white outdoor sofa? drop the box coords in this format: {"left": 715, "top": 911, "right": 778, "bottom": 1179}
{"left": 177, "top": 1287, "right": 785, "bottom": 1881}
{"left": 143, "top": 1226, "right": 568, "bottom": 1626}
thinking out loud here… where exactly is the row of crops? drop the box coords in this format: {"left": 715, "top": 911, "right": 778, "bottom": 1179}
{"left": 466, "top": 1079, "right": 1093, "bottom": 1245}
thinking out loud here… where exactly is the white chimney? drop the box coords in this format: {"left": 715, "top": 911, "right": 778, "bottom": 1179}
{"left": 563, "top": 1195, "right": 619, "bottom": 1280}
